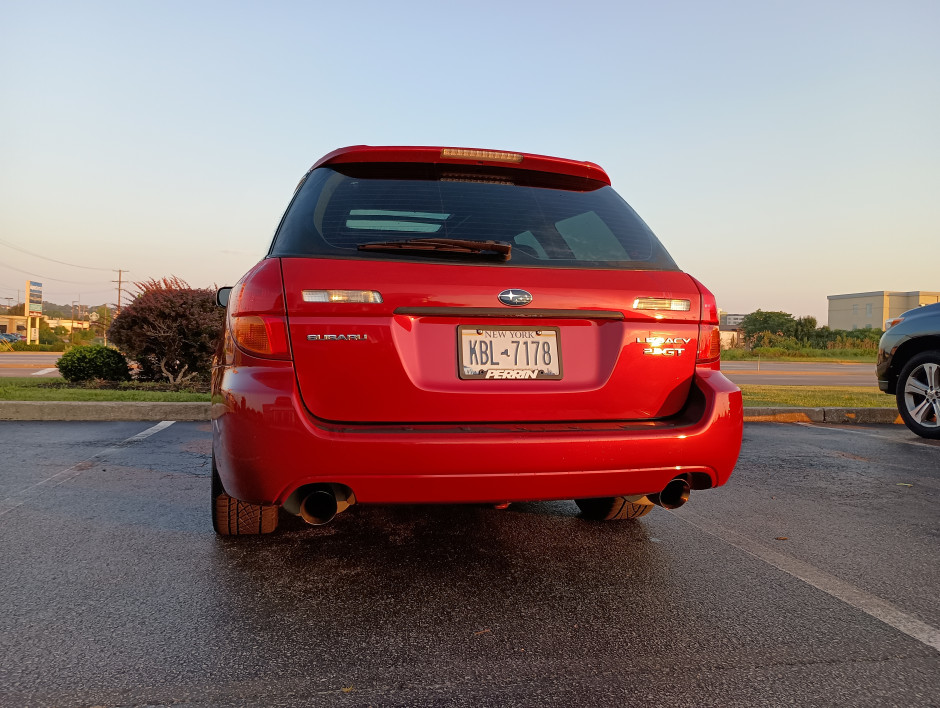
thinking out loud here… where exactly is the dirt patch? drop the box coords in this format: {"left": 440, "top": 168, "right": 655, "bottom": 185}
{"left": 181, "top": 439, "right": 212, "bottom": 455}
{"left": 834, "top": 451, "right": 870, "bottom": 462}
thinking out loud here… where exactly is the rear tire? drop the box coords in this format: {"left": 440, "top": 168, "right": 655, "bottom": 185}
{"left": 575, "top": 496, "right": 654, "bottom": 520}
{"left": 212, "top": 455, "right": 279, "bottom": 535}
{"left": 895, "top": 352, "right": 940, "bottom": 439}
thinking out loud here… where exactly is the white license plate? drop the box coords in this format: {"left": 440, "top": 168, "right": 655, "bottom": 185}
{"left": 458, "top": 326, "right": 563, "bottom": 380}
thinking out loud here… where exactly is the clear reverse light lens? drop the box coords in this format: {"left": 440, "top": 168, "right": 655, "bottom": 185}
{"left": 302, "top": 290, "right": 383, "bottom": 304}
{"left": 633, "top": 298, "right": 691, "bottom": 311}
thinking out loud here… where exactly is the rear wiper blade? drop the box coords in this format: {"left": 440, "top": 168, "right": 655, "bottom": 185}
{"left": 358, "top": 238, "right": 511, "bottom": 260}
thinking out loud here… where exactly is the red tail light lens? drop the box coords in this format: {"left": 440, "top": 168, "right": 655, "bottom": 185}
{"left": 697, "top": 325, "right": 721, "bottom": 363}
{"left": 228, "top": 259, "right": 291, "bottom": 360}
{"left": 691, "top": 277, "right": 721, "bottom": 367}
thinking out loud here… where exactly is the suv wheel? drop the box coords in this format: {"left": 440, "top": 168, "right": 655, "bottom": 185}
{"left": 575, "top": 496, "right": 654, "bottom": 520}
{"left": 212, "top": 455, "right": 279, "bottom": 535}
{"left": 896, "top": 352, "right": 940, "bottom": 439}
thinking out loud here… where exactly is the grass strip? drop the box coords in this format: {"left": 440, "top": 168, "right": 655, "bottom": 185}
{"left": 0, "top": 377, "right": 210, "bottom": 402}
{"left": 739, "top": 385, "right": 888, "bottom": 408}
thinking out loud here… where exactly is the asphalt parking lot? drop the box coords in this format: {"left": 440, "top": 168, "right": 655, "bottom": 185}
{"left": 0, "top": 421, "right": 937, "bottom": 707}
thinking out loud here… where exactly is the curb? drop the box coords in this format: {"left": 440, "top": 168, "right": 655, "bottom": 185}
{"left": 743, "top": 407, "right": 903, "bottom": 425}
{"left": 0, "top": 401, "right": 904, "bottom": 424}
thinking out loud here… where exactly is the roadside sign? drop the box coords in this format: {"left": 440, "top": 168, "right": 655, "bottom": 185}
{"left": 23, "top": 281, "right": 42, "bottom": 345}
{"left": 26, "top": 280, "right": 42, "bottom": 315}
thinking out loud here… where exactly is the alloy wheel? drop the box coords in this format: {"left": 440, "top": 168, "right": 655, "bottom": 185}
{"left": 903, "top": 361, "right": 940, "bottom": 429}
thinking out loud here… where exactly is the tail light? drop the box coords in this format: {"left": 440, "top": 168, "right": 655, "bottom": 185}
{"left": 697, "top": 324, "right": 721, "bottom": 365}
{"left": 691, "top": 277, "right": 721, "bottom": 368}
{"left": 228, "top": 259, "right": 291, "bottom": 360}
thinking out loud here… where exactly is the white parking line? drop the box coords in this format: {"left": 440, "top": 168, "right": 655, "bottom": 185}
{"left": 677, "top": 511, "right": 940, "bottom": 654}
{"left": 31, "top": 367, "right": 58, "bottom": 376}
{"left": 0, "top": 421, "right": 176, "bottom": 518}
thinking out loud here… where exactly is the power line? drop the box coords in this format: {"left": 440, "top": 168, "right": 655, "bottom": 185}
{"left": 0, "top": 262, "right": 105, "bottom": 285}
{"left": 0, "top": 237, "right": 113, "bottom": 271}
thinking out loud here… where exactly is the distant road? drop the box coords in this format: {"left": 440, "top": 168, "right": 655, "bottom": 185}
{"left": 0, "top": 353, "right": 878, "bottom": 385}
{"left": 0, "top": 352, "right": 61, "bottom": 377}
{"left": 721, "top": 360, "right": 877, "bottom": 387}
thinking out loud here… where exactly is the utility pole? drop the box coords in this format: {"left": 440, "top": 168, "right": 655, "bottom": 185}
{"left": 113, "top": 269, "right": 128, "bottom": 315}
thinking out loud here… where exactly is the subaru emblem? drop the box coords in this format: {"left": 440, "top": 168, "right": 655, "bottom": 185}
{"left": 498, "top": 289, "right": 533, "bottom": 307}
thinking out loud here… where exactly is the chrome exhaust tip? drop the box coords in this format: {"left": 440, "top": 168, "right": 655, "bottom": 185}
{"left": 295, "top": 484, "right": 355, "bottom": 526}
{"left": 299, "top": 489, "right": 338, "bottom": 525}
{"left": 648, "top": 477, "right": 691, "bottom": 510}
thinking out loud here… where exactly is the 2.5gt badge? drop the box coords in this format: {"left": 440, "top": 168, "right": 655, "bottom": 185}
{"left": 637, "top": 336, "right": 691, "bottom": 356}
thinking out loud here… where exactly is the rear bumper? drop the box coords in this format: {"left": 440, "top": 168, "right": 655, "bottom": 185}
{"left": 212, "top": 364, "right": 743, "bottom": 506}
{"left": 876, "top": 337, "right": 896, "bottom": 393}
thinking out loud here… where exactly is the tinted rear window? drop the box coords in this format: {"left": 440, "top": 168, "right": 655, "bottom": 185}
{"left": 270, "top": 163, "right": 679, "bottom": 271}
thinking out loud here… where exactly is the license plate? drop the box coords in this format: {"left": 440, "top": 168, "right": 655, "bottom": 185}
{"left": 458, "top": 326, "right": 563, "bottom": 380}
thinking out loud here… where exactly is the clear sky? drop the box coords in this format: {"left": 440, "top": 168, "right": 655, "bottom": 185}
{"left": 1, "top": 0, "right": 937, "bottom": 323}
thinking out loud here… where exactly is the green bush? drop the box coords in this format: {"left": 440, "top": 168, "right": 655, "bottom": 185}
{"left": 56, "top": 345, "right": 131, "bottom": 382}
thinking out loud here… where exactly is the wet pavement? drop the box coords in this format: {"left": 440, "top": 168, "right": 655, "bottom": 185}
{"left": 0, "top": 421, "right": 937, "bottom": 707}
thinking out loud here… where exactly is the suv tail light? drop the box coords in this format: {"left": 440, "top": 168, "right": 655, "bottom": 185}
{"left": 228, "top": 259, "right": 291, "bottom": 360}
{"left": 691, "top": 277, "right": 721, "bottom": 369}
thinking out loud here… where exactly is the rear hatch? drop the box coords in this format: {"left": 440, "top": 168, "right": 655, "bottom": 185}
{"left": 281, "top": 259, "right": 702, "bottom": 423}
{"left": 270, "top": 150, "right": 705, "bottom": 424}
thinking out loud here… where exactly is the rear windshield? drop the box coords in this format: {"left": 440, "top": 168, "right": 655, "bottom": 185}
{"left": 269, "top": 163, "right": 679, "bottom": 271}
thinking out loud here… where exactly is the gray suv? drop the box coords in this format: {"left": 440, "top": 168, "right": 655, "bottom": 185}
{"left": 877, "top": 302, "right": 940, "bottom": 438}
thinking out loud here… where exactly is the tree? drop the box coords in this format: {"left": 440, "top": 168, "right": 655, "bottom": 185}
{"left": 38, "top": 317, "right": 59, "bottom": 345}
{"left": 792, "top": 315, "right": 817, "bottom": 345}
{"left": 108, "top": 276, "right": 224, "bottom": 384}
{"left": 72, "top": 328, "right": 96, "bottom": 344}
{"left": 740, "top": 310, "right": 796, "bottom": 338}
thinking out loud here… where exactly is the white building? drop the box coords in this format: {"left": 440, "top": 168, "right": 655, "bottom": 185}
{"left": 827, "top": 291, "right": 940, "bottom": 330}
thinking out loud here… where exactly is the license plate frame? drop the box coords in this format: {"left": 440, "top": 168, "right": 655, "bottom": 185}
{"left": 457, "top": 325, "right": 563, "bottom": 380}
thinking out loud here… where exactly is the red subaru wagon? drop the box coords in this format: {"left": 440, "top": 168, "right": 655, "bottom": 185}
{"left": 211, "top": 146, "right": 743, "bottom": 535}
